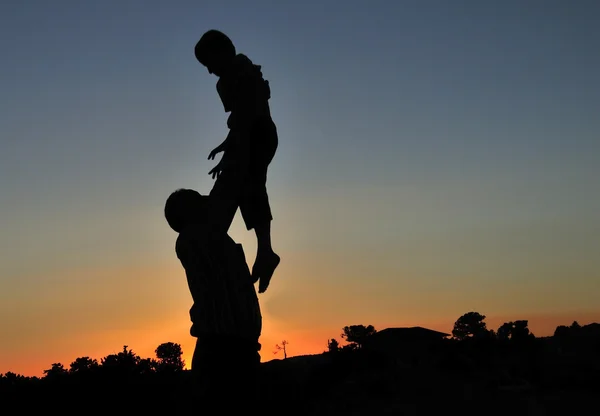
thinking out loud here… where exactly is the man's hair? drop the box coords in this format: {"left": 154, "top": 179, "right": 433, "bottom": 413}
{"left": 164, "top": 188, "right": 207, "bottom": 233}
{"left": 194, "top": 29, "right": 236, "bottom": 65}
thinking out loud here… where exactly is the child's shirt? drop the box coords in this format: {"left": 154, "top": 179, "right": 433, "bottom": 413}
{"left": 175, "top": 223, "right": 262, "bottom": 340}
{"left": 216, "top": 54, "right": 271, "bottom": 131}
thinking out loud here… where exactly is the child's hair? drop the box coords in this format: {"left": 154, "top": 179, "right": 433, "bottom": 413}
{"left": 164, "top": 188, "right": 208, "bottom": 233}
{"left": 194, "top": 29, "right": 236, "bottom": 65}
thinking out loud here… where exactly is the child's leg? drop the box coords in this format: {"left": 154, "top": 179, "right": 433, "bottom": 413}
{"left": 208, "top": 151, "right": 244, "bottom": 235}
{"left": 238, "top": 118, "right": 280, "bottom": 293}
{"left": 245, "top": 199, "right": 279, "bottom": 293}
{"left": 211, "top": 117, "right": 279, "bottom": 292}
{"left": 210, "top": 151, "right": 281, "bottom": 292}
{"left": 254, "top": 221, "right": 280, "bottom": 293}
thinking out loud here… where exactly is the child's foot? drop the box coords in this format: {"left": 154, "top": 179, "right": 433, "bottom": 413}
{"left": 253, "top": 252, "right": 280, "bottom": 294}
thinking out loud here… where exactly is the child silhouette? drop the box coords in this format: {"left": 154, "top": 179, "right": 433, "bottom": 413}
{"left": 195, "top": 29, "right": 280, "bottom": 293}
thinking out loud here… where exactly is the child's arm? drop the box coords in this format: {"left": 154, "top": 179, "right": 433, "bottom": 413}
{"left": 207, "top": 128, "right": 240, "bottom": 179}
{"left": 208, "top": 131, "right": 234, "bottom": 160}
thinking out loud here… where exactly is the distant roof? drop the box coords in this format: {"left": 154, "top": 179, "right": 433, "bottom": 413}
{"left": 370, "top": 327, "right": 450, "bottom": 339}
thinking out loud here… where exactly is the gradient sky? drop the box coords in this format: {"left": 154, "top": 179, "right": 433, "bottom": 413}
{"left": 1, "top": 0, "right": 599, "bottom": 376}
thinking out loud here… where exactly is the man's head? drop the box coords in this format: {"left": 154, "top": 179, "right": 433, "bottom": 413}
{"left": 194, "top": 29, "right": 236, "bottom": 77}
{"left": 164, "top": 188, "right": 209, "bottom": 233}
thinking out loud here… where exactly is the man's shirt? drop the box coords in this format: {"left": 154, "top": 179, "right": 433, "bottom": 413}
{"left": 175, "top": 224, "right": 262, "bottom": 340}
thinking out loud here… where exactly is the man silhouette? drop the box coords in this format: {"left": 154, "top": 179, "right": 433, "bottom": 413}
{"left": 164, "top": 188, "right": 261, "bottom": 411}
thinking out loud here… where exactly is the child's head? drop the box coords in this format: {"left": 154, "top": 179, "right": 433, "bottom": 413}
{"left": 194, "top": 30, "right": 236, "bottom": 76}
{"left": 164, "top": 188, "right": 209, "bottom": 233}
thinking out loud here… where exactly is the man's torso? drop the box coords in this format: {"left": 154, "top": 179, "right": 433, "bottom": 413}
{"left": 175, "top": 226, "right": 262, "bottom": 340}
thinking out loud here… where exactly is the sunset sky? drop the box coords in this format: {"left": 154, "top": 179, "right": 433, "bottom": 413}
{"left": 1, "top": 0, "right": 599, "bottom": 377}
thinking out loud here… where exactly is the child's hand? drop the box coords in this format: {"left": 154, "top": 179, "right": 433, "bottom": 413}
{"left": 208, "top": 145, "right": 224, "bottom": 160}
{"left": 208, "top": 161, "right": 224, "bottom": 179}
{"left": 208, "top": 158, "right": 236, "bottom": 180}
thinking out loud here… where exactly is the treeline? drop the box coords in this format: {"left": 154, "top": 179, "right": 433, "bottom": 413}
{"left": 2, "top": 312, "right": 599, "bottom": 392}
{"left": 319, "top": 312, "right": 600, "bottom": 395}
{"left": 1, "top": 342, "right": 193, "bottom": 411}
{"left": 324, "top": 312, "right": 600, "bottom": 351}
{"left": 1, "top": 342, "right": 186, "bottom": 388}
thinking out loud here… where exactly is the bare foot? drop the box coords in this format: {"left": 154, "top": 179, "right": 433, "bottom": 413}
{"left": 253, "top": 252, "right": 281, "bottom": 294}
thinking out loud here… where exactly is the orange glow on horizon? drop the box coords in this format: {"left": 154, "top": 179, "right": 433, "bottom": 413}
{"left": 5, "top": 309, "right": 600, "bottom": 378}
{"left": 3, "top": 256, "right": 599, "bottom": 377}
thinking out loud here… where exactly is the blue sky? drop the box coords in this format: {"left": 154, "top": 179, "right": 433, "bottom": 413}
{"left": 1, "top": 0, "right": 599, "bottom": 375}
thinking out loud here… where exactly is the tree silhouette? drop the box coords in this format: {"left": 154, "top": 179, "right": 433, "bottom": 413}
{"left": 274, "top": 340, "right": 289, "bottom": 359}
{"left": 43, "top": 363, "right": 68, "bottom": 380}
{"left": 554, "top": 324, "right": 570, "bottom": 338}
{"left": 512, "top": 320, "right": 533, "bottom": 340}
{"left": 155, "top": 342, "right": 185, "bottom": 372}
{"left": 452, "top": 312, "right": 491, "bottom": 340}
{"left": 341, "top": 343, "right": 358, "bottom": 352}
{"left": 1, "top": 371, "right": 29, "bottom": 387}
{"left": 497, "top": 320, "right": 534, "bottom": 341}
{"left": 554, "top": 321, "right": 583, "bottom": 340}
{"left": 138, "top": 357, "right": 158, "bottom": 375}
{"left": 100, "top": 345, "right": 141, "bottom": 376}
{"left": 341, "top": 325, "right": 376, "bottom": 349}
{"left": 327, "top": 338, "right": 340, "bottom": 353}
{"left": 553, "top": 321, "right": 596, "bottom": 353}
{"left": 497, "top": 322, "right": 512, "bottom": 341}
{"left": 69, "top": 356, "right": 99, "bottom": 374}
